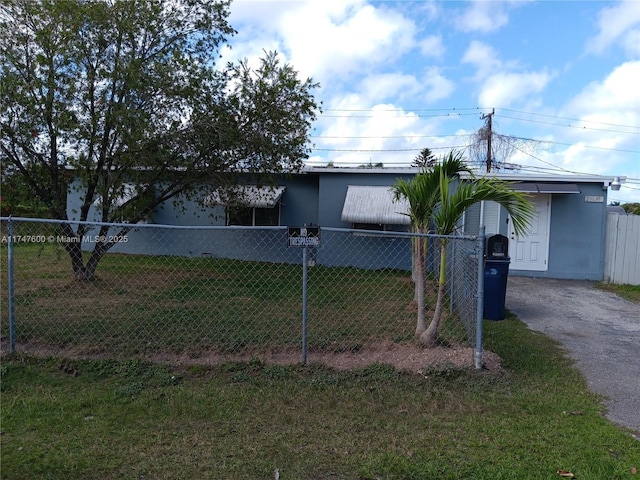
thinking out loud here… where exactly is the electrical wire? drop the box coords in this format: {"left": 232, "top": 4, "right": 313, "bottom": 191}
{"left": 495, "top": 114, "right": 639, "bottom": 135}
{"left": 311, "top": 134, "right": 463, "bottom": 139}
{"left": 318, "top": 112, "right": 481, "bottom": 119}
{"left": 496, "top": 107, "right": 640, "bottom": 130}
{"left": 317, "top": 106, "right": 639, "bottom": 132}
{"left": 312, "top": 144, "right": 467, "bottom": 152}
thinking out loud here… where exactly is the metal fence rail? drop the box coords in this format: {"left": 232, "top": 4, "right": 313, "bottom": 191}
{"left": 1, "top": 217, "right": 484, "bottom": 367}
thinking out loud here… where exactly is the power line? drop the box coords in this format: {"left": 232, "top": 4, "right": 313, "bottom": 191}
{"left": 321, "top": 107, "right": 485, "bottom": 113}
{"left": 505, "top": 136, "right": 639, "bottom": 154}
{"left": 503, "top": 138, "right": 640, "bottom": 182}
{"left": 318, "top": 112, "right": 481, "bottom": 119}
{"left": 496, "top": 108, "right": 640, "bottom": 130}
{"left": 312, "top": 145, "right": 467, "bottom": 152}
{"left": 311, "top": 134, "right": 463, "bottom": 139}
{"left": 318, "top": 106, "right": 639, "bottom": 130}
{"left": 496, "top": 114, "right": 639, "bottom": 136}
{"left": 310, "top": 134, "right": 639, "bottom": 155}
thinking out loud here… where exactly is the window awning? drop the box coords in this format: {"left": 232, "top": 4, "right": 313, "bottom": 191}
{"left": 341, "top": 186, "right": 410, "bottom": 225}
{"left": 205, "top": 186, "right": 286, "bottom": 208}
{"left": 510, "top": 183, "right": 580, "bottom": 194}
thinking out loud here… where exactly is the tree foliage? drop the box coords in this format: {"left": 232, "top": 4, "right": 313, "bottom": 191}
{"left": 392, "top": 150, "right": 471, "bottom": 337}
{"left": 411, "top": 147, "right": 437, "bottom": 169}
{"left": 394, "top": 150, "right": 535, "bottom": 346}
{"left": 423, "top": 168, "right": 535, "bottom": 346}
{"left": 622, "top": 202, "right": 640, "bottom": 215}
{"left": 0, "top": 0, "right": 321, "bottom": 278}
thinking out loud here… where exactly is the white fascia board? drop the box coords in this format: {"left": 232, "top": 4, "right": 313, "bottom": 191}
{"left": 459, "top": 172, "right": 627, "bottom": 185}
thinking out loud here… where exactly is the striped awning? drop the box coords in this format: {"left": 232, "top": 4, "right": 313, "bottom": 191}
{"left": 205, "top": 186, "right": 286, "bottom": 208}
{"left": 341, "top": 186, "right": 410, "bottom": 225}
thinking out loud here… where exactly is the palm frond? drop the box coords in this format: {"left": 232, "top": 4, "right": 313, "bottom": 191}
{"left": 433, "top": 174, "right": 535, "bottom": 237}
{"left": 391, "top": 149, "right": 471, "bottom": 232}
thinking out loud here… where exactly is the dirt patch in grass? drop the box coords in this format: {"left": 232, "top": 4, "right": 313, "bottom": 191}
{"left": 150, "top": 341, "right": 503, "bottom": 374}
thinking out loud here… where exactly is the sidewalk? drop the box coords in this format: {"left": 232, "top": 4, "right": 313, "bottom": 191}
{"left": 505, "top": 277, "right": 640, "bottom": 436}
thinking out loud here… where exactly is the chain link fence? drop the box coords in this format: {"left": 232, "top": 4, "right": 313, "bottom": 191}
{"left": 1, "top": 217, "right": 484, "bottom": 366}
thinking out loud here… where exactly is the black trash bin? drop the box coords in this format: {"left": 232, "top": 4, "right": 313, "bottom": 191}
{"left": 484, "top": 234, "right": 510, "bottom": 321}
{"left": 484, "top": 257, "right": 510, "bottom": 320}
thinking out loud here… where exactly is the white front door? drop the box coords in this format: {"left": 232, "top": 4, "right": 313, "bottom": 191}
{"left": 509, "top": 194, "right": 550, "bottom": 271}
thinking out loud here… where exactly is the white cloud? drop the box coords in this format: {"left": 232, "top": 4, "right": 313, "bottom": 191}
{"left": 289, "top": 5, "right": 416, "bottom": 80}
{"left": 519, "top": 61, "right": 640, "bottom": 190}
{"left": 478, "top": 70, "right": 553, "bottom": 108}
{"left": 461, "top": 40, "right": 552, "bottom": 107}
{"left": 358, "top": 73, "right": 422, "bottom": 103}
{"left": 227, "top": 1, "right": 417, "bottom": 84}
{"left": 564, "top": 61, "right": 640, "bottom": 123}
{"left": 418, "top": 35, "right": 445, "bottom": 58}
{"left": 348, "top": 69, "right": 453, "bottom": 108}
{"left": 455, "top": 1, "right": 509, "bottom": 33}
{"left": 556, "top": 60, "right": 640, "bottom": 176}
{"left": 461, "top": 40, "right": 503, "bottom": 79}
{"left": 314, "top": 99, "right": 458, "bottom": 166}
{"left": 421, "top": 67, "right": 455, "bottom": 103}
{"left": 586, "top": 0, "right": 640, "bottom": 59}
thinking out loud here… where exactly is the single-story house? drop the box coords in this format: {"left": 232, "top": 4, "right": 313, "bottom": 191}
{"left": 67, "top": 166, "right": 623, "bottom": 281}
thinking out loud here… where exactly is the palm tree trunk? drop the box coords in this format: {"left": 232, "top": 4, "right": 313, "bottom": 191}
{"left": 414, "top": 236, "right": 427, "bottom": 336}
{"left": 421, "top": 240, "right": 447, "bottom": 346}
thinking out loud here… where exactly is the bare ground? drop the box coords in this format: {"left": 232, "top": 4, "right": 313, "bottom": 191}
{"left": 2, "top": 340, "right": 502, "bottom": 374}
{"left": 149, "top": 341, "right": 503, "bottom": 374}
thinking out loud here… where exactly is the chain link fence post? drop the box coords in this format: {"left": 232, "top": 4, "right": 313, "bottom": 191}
{"left": 7, "top": 216, "right": 16, "bottom": 353}
{"left": 475, "top": 225, "right": 486, "bottom": 370}
{"left": 301, "top": 245, "right": 308, "bottom": 364}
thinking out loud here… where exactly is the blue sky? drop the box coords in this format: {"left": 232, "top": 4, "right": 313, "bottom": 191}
{"left": 222, "top": 0, "right": 640, "bottom": 204}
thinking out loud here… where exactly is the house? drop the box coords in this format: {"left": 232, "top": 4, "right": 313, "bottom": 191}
{"left": 66, "top": 167, "right": 622, "bottom": 281}
{"left": 459, "top": 173, "right": 620, "bottom": 281}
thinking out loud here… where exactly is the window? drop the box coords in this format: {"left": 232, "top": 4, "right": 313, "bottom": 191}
{"left": 206, "top": 185, "right": 286, "bottom": 227}
{"left": 227, "top": 205, "right": 280, "bottom": 226}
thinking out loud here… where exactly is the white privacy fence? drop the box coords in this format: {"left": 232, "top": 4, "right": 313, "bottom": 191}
{"left": 604, "top": 213, "right": 640, "bottom": 286}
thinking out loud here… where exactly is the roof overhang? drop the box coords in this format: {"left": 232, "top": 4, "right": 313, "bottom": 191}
{"left": 205, "top": 186, "right": 286, "bottom": 208}
{"left": 341, "top": 186, "right": 410, "bottom": 225}
{"left": 459, "top": 172, "right": 626, "bottom": 190}
{"left": 510, "top": 183, "right": 581, "bottom": 194}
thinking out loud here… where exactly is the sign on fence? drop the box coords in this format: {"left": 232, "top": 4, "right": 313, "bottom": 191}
{"left": 287, "top": 226, "right": 320, "bottom": 247}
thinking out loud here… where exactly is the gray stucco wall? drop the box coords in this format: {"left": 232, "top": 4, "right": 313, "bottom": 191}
{"left": 509, "top": 184, "right": 608, "bottom": 281}
{"left": 279, "top": 175, "right": 319, "bottom": 227}
{"left": 550, "top": 184, "right": 607, "bottom": 280}
{"left": 66, "top": 173, "right": 610, "bottom": 279}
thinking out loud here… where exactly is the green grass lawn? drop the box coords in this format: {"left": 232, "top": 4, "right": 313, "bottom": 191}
{"left": 1, "top": 244, "right": 639, "bottom": 479}
{"left": 596, "top": 282, "right": 640, "bottom": 304}
{"left": 1, "top": 312, "right": 638, "bottom": 480}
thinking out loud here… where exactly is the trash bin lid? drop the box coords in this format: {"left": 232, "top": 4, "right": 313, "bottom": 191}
{"left": 487, "top": 234, "right": 509, "bottom": 258}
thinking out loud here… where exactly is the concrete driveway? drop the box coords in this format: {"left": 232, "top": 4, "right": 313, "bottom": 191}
{"left": 505, "top": 276, "right": 640, "bottom": 436}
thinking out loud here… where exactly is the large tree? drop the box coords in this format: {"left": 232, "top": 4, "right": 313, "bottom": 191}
{"left": 0, "top": 0, "right": 320, "bottom": 279}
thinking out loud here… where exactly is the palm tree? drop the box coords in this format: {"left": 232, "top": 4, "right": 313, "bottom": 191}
{"left": 392, "top": 151, "right": 471, "bottom": 337}
{"left": 420, "top": 170, "right": 535, "bottom": 347}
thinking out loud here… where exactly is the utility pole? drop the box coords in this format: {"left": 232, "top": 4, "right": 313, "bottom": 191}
{"left": 481, "top": 108, "right": 494, "bottom": 172}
